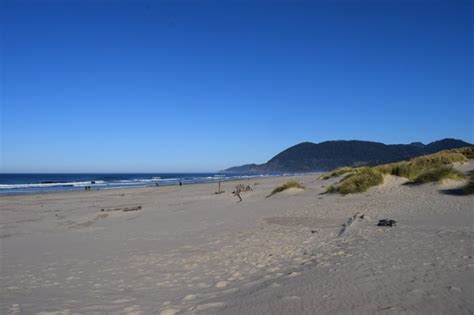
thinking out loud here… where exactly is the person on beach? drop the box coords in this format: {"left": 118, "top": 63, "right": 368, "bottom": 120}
{"left": 179, "top": 181, "right": 182, "bottom": 186}
{"left": 233, "top": 188, "right": 242, "bottom": 203}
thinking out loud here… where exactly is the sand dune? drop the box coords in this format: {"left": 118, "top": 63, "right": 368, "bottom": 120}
{"left": 1, "top": 162, "right": 473, "bottom": 314}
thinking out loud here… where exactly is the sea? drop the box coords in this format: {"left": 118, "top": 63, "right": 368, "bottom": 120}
{"left": 0, "top": 173, "right": 285, "bottom": 196}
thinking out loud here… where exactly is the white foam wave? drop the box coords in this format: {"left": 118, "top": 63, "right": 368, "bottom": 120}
{"left": 0, "top": 180, "right": 106, "bottom": 189}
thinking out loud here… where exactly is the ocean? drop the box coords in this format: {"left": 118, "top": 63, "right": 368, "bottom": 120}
{"left": 0, "top": 173, "right": 282, "bottom": 196}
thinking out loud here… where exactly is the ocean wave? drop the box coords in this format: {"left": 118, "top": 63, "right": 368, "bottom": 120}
{"left": 157, "top": 178, "right": 180, "bottom": 182}
{"left": 0, "top": 173, "right": 283, "bottom": 194}
{"left": 0, "top": 180, "right": 106, "bottom": 189}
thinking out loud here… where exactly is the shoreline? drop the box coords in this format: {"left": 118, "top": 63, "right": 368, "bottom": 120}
{"left": 0, "top": 173, "right": 317, "bottom": 197}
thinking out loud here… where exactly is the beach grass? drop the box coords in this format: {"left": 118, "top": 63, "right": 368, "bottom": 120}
{"left": 267, "top": 180, "right": 305, "bottom": 197}
{"left": 451, "top": 146, "right": 474, "bottom": 159}
{"left": 410, "top": 167, "right": 465, "bottom": 184}
{"left": 336, "top": 167, "right": 384, "bottom": 194}
{"left": 374, "top": 152, "right": 467, "bottom": 180}
{"left": 324, "top": 148, "right": 472, "bottom": 194}
{"left": 318, "top": 167, "right": 355, "bottom": 180}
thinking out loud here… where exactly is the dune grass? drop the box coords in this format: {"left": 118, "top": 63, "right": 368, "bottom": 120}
{"left": 335, "top": 167, "right": 384, "bottom": 195}
{"left": 374, "top": 152, "right": 467, "bottom": 180}
{"left": 451, "top": 146, "right": 474, "bottom": 159}
{"left": 324, "top": 148, "right": 473, "bottom": 194}
{"left": 410, "top": 167, "right": 465, "bottom": 184}
{"left": 318, "top": 167, "right": 355, "bottom": 180}
{"left": 267, "top": 180, "right": 305, "bottom": 198}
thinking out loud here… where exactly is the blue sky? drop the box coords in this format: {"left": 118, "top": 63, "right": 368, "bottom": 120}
{"left": 1, "top": 0, "right": 473, "bottom": 172}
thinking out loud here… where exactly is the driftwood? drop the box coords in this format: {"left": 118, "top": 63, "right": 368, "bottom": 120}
{"left": 338, "top": 212, "right": 360, "bottom": 237}
{"left": 215, "top": 181, "right": 225, "bottom": 194}
{"left": 377, "top": 219, "right": 397, "bottom": 227}
{"left": 101, "top": 206, "right": 142, "bottom": 212}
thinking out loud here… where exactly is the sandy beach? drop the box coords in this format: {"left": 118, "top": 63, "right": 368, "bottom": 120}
{"left": 1, "top": 162, "right": 473, "bottom": 314}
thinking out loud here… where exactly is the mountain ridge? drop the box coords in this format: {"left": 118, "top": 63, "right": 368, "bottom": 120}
{"left": 222, "top": 138, "right": 472, "bottom": 173}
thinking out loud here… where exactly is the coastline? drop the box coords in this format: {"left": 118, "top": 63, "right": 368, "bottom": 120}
{"left": 0, "top": 173, "right": 308, "bottom": 197}
{"left": 1, "top": 165, "right": 473, "bottom": 314}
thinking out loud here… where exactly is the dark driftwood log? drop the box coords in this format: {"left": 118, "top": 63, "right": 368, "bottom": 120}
{"left": 122, "top": 206, "right": 142, "bottom": 212}
{"left": 101, "top": 206, "right": 142, "bottom": 212}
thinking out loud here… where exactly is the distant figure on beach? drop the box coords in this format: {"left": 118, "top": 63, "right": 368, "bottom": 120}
{"left": 233, "top": 188, "right": 242, "bottom": 203}
{"left": 155, "top": 182, "right": 159, "bottom": 187}
{"left": 179, "top": 181, "right": 182, "bottom": 186}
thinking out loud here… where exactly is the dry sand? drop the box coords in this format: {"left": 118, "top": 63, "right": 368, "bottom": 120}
{"left": 1, "top": 162, "right": 473, "bottom": 314}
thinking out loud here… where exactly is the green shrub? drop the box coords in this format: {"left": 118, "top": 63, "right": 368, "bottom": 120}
{"left": 267, "top": 180, "right": 304, "bottom": 197}
{"left": 410, "top": 167, "right": 465, "bottom": 184}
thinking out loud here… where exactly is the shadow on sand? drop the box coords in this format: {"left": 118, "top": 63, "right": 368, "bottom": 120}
{"left": 439, "top": 188, "right": 467, "bottom": 196}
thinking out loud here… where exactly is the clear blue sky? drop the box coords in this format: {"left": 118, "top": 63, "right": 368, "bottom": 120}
{"left": 1, "top": 0, "right": 473, "bottom": 172}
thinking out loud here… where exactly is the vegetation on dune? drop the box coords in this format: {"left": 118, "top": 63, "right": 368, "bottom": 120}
{"left": 325, "top": 185, "right": 338, "bottom": 193}
{"left": 323, "top": 148, "right": 473, "bottom": 195}
{"left": 451, "top": 146, "right": 474, "bottom": 159}
{"left": 334, "top": 167, "right": 384, "bottom": 195}
{"left": 410, "top": 167, "right": 465, "bottom": 184}
{"left": 267, "top": 180, "right": 305, "bottom": 198}
{"left": 318, "top": 167, "right": 355, "bottom": 180}
{"left": 374, "top": 152, "right": 467, "bottom": 180}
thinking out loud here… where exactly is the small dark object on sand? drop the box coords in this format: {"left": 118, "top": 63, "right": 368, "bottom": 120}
{"left": 359, "top": 214, "right": 365, "bottom": 219}
{"left": 377, "top": 219, "right": 397, "bottom": 227}
{"left": 311, "top": 230, "right": 318, "bottom": 234}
